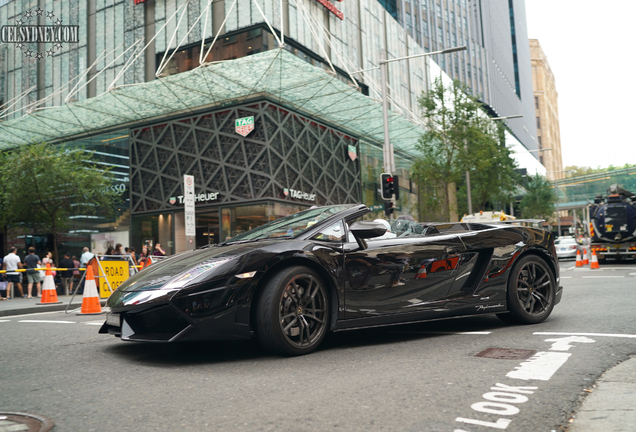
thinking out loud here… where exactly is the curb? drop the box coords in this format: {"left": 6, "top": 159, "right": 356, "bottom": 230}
{"left": 0, "top": 300, "right": 108, "bottom": 317}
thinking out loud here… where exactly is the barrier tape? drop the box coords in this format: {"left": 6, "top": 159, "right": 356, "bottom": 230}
{"left": 0, "top": 265, "right": 143, "bottom": 274}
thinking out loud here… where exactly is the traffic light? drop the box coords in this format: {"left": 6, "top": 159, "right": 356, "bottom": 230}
{"left": 393, "top": 175, "right": 400, "bottom": 201}
{"left": 384, "top": 201, "right": 394, "bottom": 216}
{"left": 380, "top": 173, "right": 394, "bottom": 200}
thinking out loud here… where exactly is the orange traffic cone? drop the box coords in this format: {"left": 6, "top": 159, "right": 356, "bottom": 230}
{"left": 590, "top": 250, "right": 600, "bottom": 269}
{"left": 415, "top": 265, "right": 427, "bottom": 279}
{"left": 77, "top": 265, "right": 104, "bottom": 315}
{"left": 575, "top": 249, "right": 583, "bottom": 267}
{"left": 37, "top": 263, "right": 62, "bottom": 305}
{"left": 582, "top": 248, "right": 589, "bottom": 265}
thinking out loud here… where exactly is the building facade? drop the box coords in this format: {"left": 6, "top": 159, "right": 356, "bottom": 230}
{"left": 529, "top": 38, "right": 563, "bottom": 181}
{"left": 0, "top": 0, "right": 538, "bottom": 257}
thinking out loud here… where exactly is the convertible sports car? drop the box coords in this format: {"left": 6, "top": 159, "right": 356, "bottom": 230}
{"left": 100, "top": 204, "right": 562, "bottom": 355}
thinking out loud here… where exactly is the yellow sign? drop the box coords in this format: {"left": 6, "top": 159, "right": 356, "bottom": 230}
{"left": 98, "top": 260, "right": 130, "bottom": 298}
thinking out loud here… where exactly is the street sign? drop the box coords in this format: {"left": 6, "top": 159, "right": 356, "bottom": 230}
{"left": 184, "top": 175, "right": 195, "bottom": 237}
{"left": 97, "top": 260, "right": 129, "bottom": 298}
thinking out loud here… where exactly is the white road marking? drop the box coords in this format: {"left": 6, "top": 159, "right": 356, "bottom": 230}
{"left": 630, "top": 273, "right": 636, "bottom": 275}
{"left": 18, "top": 320, "right": 76, "bottom": 324}
{"left": 506, "top": 352, "right": 571, "bottom": 381}
{"left": 561, "top": 276, "right": 572, "bottom": 279}
{"left": 545, "top": 336, "right": 595, "bottom": 351}
{"left": 582, "top": 276, "right": 624, "bottom": 278}
{"left": 388, "top": 331, "right": 492, "bottom": 335}
{"left": 535, "top": 332, "right": 636, "bottom": 339}
{"left": 0, "top": 320, "right": 10, "bottom": 323}
{"left": 84, "top": 323, "right": 103, "bottom": 326}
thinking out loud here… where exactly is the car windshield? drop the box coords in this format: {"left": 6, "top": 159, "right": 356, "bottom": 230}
{"left": 223, "top": 204, "right": 356, "bottom": 244}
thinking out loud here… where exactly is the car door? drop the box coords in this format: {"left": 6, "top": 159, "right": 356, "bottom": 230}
{"left": 343, "top": 230, "right": 466, "bottom": 319}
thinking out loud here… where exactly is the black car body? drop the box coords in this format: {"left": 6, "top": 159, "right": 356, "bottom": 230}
{"left": 100, "top": 204, "right": 562, "bottom": 355}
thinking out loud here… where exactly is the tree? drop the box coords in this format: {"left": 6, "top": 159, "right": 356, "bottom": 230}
{"left": 2, "top": 143, "right": 120, "bottom": 262}
{"left": 519, "top": 175, "right": 556, "bottom": 220}
{"left": 413, "top": 78, "right": 518, "bottom": 220}
{"left": 564, "top": 163, "right": 636, "bottom": 178}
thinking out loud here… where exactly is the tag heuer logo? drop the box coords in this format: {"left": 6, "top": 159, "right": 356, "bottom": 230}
{"left": 283, "top": 188, "right": 289, "bottom": 196}
{"left": 235, "top": 116, "right": 255, "bottom": 137}
{"left": 169, "top": 197, "right": 176, "bottom": 205}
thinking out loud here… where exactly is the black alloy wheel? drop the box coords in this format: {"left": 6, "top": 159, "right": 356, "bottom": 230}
{"left": 256, "top": 266, "right": 329, "bottom": 355}
{"left": 497, "top": 255, "right": 555, "bottom": 325}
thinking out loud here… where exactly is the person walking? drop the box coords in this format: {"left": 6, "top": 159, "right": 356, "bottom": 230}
{"left": 72, "top": 255, "right": 80, "bottom": 284}
{"left": 2, "top": 247, "right": 23, "bottom": 300}
{"left": 59, "top": 253, "right": 75, "bottom": 295}
{"left": 23, "top": 247, "right": 42, "bottom": 299}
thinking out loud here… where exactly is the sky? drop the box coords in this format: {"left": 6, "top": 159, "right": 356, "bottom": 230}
{"left": 524, "top": 0, "right": 636, "bottom": 169}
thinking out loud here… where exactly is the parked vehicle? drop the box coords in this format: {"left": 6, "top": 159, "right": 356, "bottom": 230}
{"left": 555, "top": 237, "right": 581, "bottom": 260}
{"left": 100, "top": 204, "right": 562, "bottom": 356}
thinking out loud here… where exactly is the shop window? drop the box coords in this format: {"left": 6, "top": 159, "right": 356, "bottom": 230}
{"left": 131, "top": 213, "right": 173, "bottom": 256}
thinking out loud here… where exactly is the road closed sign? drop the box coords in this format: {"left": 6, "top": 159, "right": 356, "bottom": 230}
{"left": 98, "top": 260, "right": 130, "bottom": 298}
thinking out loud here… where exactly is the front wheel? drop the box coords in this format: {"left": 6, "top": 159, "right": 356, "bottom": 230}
{"left": 497, "top": 255, "right": 556, "bottom": 325}
{"left": 255, "top": 266, "right": 329, "bottom": 356}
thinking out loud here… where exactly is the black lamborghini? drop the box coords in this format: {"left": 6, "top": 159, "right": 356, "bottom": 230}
{"left": 100, "top": 204, "right": 562, "bottom": 355}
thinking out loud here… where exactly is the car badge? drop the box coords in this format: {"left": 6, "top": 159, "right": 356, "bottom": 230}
{"left": 235, "top": 116, "right": 254, "bottom": 137}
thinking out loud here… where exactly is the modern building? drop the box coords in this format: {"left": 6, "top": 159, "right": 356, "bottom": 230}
{"left": 0, "top": 0, "right": 541, "bottom": 257}
{"left": 530, "top": 38, "right": 563, "bottom": 181}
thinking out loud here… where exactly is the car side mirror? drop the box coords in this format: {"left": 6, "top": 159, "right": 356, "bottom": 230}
{"left": 349, "top": 221, "right": 387, "bottom": 239}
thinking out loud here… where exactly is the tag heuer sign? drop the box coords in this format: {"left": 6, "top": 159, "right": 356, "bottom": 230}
{"left": 235, "top": 116, "right": 255, "bottom": 137}
{"left": 348, "top": 144, "right": 357, "bottom": 161}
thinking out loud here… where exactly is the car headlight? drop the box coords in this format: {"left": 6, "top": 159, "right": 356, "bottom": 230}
{"left": 163, "top": 258, "right": 233, "bottom": 290}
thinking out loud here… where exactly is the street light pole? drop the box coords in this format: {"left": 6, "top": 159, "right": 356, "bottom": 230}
{"left": 379, "top": 45, "right": 467, "bottom": 215}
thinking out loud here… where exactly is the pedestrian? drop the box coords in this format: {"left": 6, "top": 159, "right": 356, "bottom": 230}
{"left": 42, "top": 252, "right": 55, "bottom": 275}
{"left": 153, "top": 243, "right": 166, "bottom": 257}
{"left": 114, "top": 243, "right": 123, "bottom": 255}
{"left": 128, "top": 247, "right": 139, "bottom": 273}
{"left": 72, "top": 255, "right": 80, "bottom": 282}
{"left": 23, "top": 247, "right": 42, "bottom": 299}
{"left": 2, "top": 247, "right": 24, "bottom": 300}
{"left": 138, "top": 245, "right": 150, "bottom": 267}
{"left": 59, "top": 253, "right": 75, "bottom": 295}
{"left": 80, "top": 247, "right": 94, "bottom": 267}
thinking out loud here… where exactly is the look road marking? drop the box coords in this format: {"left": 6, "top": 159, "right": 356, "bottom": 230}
{"left": 535, "top": 331, "right": 636, "bottom": 339}
{"left": 455, "top": 336, "right": 596, "bottom": 430}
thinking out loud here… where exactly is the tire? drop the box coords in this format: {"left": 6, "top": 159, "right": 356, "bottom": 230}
{"left": 496, "top": 255, "right": 556, "bottom": 325}
{"left": 255, "top": 266, "right": 329, "bottom": 356}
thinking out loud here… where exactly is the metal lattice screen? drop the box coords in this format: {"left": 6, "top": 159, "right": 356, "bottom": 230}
{"left": 130, "top": 100, "right": 361, "bottom": 213}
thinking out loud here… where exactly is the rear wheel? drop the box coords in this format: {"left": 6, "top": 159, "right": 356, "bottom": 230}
{"left": 497, "top": 255, "right": 555, "bottom": 325}
{"left": 256, "top": 266, "right": 329, "bottom": 356}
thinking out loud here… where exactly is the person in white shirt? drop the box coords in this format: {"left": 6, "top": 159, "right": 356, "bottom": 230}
{"left": 80, "top": 247, "right": 94, "bottom": 267}
{"left": 2, "top": 247, "right": 23, "bottom": 300}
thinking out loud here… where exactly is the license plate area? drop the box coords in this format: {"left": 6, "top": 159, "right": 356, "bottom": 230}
{"left": 106, "top": 313, "right": 120, "bottom": 327}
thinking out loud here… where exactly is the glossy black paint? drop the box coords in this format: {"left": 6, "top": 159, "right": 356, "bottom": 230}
{"left": 100, "top": 205, "right": 562, "bottom": 344}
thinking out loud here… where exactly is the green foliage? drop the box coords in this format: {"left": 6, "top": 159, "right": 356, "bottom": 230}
{"left": 413, "top": 78, "right": 518, "bottom": 220}
{"left": 1, "top": 143, "right": 120, "bottom": 259}
{"left": 520, "top": 175, "right": 556, "bottom": 220}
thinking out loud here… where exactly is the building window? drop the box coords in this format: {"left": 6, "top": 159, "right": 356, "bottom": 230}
{"left": 536, "top": 116, "right": 541, "bottom": 129}
{"left": 452, "top": 33, "right": 457, "bottom": 46}
{"left": 463, "top": 16, "right": 468, "bottom": 32}
{"left": 451, "top": 11, "right": 455, "bottom": 26}
{"left": 423, "top": 20, "right": 429, "bottom": 37}
{"left": 406, "top": 13, "right": 413, "bottom": 33}
{"left": 538, "top": 136, "right": 542, "bottom": 147}
{"left": 445, "top": 9, "right": 449, "bottom": 22}
{"left": 436, "top": 4, "right": 442, "bottom": 19}
{"left": 438, "top": 27, "right": 443, "bottom": 44}
{"left": 535, "top": 96, "right": 539, "bottom": 109}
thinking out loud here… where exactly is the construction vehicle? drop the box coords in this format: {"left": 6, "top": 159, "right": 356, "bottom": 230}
{"left": 589, "top": 184, "right": 636, "bottom": 260}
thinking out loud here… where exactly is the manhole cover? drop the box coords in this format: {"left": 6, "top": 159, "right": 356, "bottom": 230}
{"left": 474, "top": 347, "right": 537, "bottom": 360}
{"left": 0, "top": 412, "right": 54, "bottom": 432}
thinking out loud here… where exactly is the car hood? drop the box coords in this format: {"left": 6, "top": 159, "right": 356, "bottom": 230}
{"left": 118, "top": 240, "right": 282, "bottom": 293}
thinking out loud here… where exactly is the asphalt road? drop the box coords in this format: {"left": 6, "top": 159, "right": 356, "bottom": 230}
{"left": 1, "top": 261, "right": 635, "bottom": 432}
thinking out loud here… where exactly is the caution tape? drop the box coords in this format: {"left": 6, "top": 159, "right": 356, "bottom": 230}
{"left": 0, "top": 265, "right": 143, "bottom": 274}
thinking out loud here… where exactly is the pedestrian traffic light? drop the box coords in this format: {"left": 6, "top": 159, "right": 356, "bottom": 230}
{"left": 384, "top": 201, "right": 394, "bottom": 216}
{"left": 380, "top": 173, "right": 394, "bottom": 200}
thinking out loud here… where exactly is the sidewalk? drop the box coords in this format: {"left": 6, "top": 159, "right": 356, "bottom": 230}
{"left": 0, "top": 295, "right": 107, "bottom": 317}
{"left": 569, "top": 355, "right": 636, "bottom": 432}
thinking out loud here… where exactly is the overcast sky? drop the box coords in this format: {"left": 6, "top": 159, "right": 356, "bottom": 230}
{"left": 524, "top": 0, "right": 636, "bottom": 169}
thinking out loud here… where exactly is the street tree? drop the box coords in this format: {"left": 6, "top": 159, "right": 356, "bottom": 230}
{"left": 413, "top": 78, "right": 518, "bottom": 220}
{"left": 2, "top": 143, "right": 120, "bottom": 261}
{"left": 519, "top": 174, "right": 556, "bottom": 220}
